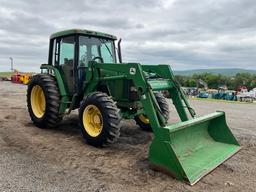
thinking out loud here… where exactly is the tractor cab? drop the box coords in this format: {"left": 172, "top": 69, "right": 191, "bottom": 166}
{"left": 48, "top": 29, "right": 117, "bottom": 94}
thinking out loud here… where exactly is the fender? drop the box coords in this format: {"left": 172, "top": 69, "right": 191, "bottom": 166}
{"left": 40, "top": 64, "right": 70, "bottom": 114}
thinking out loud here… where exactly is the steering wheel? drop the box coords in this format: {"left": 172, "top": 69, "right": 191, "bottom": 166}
{"left": 92, "top": 56, "right": 104, "bottom": 63}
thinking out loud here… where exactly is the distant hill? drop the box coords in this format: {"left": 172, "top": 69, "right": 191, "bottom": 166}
{"left": 174, "top": 68, "right": 256, "bottom": 76}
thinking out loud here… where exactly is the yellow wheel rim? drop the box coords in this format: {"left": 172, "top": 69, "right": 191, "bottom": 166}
{"left": 30, "top": 85, "right": 46, "bottom": 118}
{"left": 138, "top": 114, "right": 150, "bottom": 124}
{"left": 83, "top": 105, "right": 103, "bottom": 137}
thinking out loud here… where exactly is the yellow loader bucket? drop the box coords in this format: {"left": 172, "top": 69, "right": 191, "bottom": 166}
{"left": 149, "top": 111, "right": 241, "bottom": 185}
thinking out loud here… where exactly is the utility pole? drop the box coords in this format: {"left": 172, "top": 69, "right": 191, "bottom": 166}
{"left": 9, "top": 57, "right": 13, "bottom": 71}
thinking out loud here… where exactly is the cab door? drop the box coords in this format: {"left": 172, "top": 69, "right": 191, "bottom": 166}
{"left": 51, "top": 35, "right": 76, "bottom": 95}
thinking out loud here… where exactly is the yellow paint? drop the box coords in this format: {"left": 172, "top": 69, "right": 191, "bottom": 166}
{"left": 19, "top": 74, "right": 31, "bottom": 85}
{"left": 30, "top": 85, "right": 46, "bottom": 118}
{"left": 22, "top": 75, "right": 30, "bottom": 85}
{"left": 138, "top": 114, "right": 150, "bottom": 124}
{"left": 83, "top": 105, "right": 103, "bottom": 137}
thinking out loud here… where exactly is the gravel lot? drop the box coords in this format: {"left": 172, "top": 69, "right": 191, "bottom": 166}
{"left": 0, "top": 81, "right": 255, "bottom": 192}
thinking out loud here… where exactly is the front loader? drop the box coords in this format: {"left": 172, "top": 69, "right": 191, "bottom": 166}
{"left": 27, "top": 29, "right": 240, "bottom": 185}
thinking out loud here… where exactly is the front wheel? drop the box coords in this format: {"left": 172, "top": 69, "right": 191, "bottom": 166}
{"left": 134, "top": 92, "right": 169, "bottom": 131}
{"left": 79, "top": 92, "right": 121, "bottom": 147}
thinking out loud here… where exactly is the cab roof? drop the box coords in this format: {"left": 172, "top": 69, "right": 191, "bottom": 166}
{"left": 50, "top": 29, "right": 117, "bottom": 40}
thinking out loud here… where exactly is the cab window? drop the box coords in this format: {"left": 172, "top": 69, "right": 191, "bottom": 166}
{"left": 79, "top": 36, "right": 115, "bottom": 67}
{"left": 59, "top": 36, "right": 75, "bottom": 66}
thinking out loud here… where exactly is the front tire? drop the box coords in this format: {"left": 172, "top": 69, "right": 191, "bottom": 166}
{"left": 79, "top": 92, "right": 121, "bottom": 147}
{"left": 134, "top": 92, "right": 169, "bottom": 131}
{"left": 27, "top": 74, "right": 61, "bottom": 128}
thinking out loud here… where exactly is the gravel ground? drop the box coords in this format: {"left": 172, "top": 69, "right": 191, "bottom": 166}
{"left": 0, "top": 81, "right": 255, "bottom": 192}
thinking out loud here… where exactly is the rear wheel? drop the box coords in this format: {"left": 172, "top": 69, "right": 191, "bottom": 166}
{"left": 79, "top": 92, "right": 121, "bottom": 147}
{"left": 134, "top": 92, "right": 169, "bottom": 131}
{"left": 27, "top": 74, "right": 61, "bottom": 128}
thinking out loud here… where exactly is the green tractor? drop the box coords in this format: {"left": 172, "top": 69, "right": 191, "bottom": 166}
{"left": 27, "top": 29, "right": 240, "bottom": 185}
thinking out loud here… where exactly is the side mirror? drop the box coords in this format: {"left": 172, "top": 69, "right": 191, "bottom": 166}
{"left": 117, "top": 38, "right": 122, "bottom": 63}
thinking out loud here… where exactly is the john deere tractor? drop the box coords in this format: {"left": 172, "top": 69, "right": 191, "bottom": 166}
{"left": 27, "top": 29, "right": 240, "bottom": 185}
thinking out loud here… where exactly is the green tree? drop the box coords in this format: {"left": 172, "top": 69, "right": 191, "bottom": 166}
{"left": 175, "top": 72, "right": 256, "bottom": 90}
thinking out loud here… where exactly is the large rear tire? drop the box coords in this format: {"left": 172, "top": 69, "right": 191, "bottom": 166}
{"left": 134, "top": 92, "right": 169, "bottom": 131}
{"left": 79, "top": 92, "right": 121, "bottom": 147}
{"left": 27, "top": 74, "right": 61, "bottom": 128}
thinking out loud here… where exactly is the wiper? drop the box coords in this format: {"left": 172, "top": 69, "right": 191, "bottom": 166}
{"left": 99, "top": 39, "right": 113, "bottom": 59}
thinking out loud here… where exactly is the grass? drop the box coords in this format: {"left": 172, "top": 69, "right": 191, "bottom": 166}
{"left": 0, "top": 71, "right": 35, "bottom": 78}
{"left": 0, "top": 72, "right": 13, "bottom": 78}
{"left": 191, "top": 97, "right": 256, "bottom": 104}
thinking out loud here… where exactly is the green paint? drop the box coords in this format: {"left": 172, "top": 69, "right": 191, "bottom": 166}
{"left": 40, "top": 64, "right": 70, "bottom": 114}
{"left": 148, "top": 80, "right": 174, "bottom": 90}
{"left": 149, "top": 112, "right": 240, "bottom": 185}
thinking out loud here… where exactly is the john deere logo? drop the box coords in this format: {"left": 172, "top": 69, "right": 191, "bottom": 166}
{"left": 129, "top": 68, "right": 136, "bottom": 75}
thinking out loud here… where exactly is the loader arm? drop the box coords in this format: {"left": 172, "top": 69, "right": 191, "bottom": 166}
{"left": 84, "top": 62, "right": 192, "bottom": 129}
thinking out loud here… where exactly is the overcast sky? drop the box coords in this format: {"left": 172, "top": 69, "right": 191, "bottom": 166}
{"left": 0, "top": 0, "right": 256, "bottom": 72}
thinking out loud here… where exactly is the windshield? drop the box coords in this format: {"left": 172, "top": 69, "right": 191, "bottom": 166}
{"left": 79, "top": 36, "right": 116, "bottom": 66}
